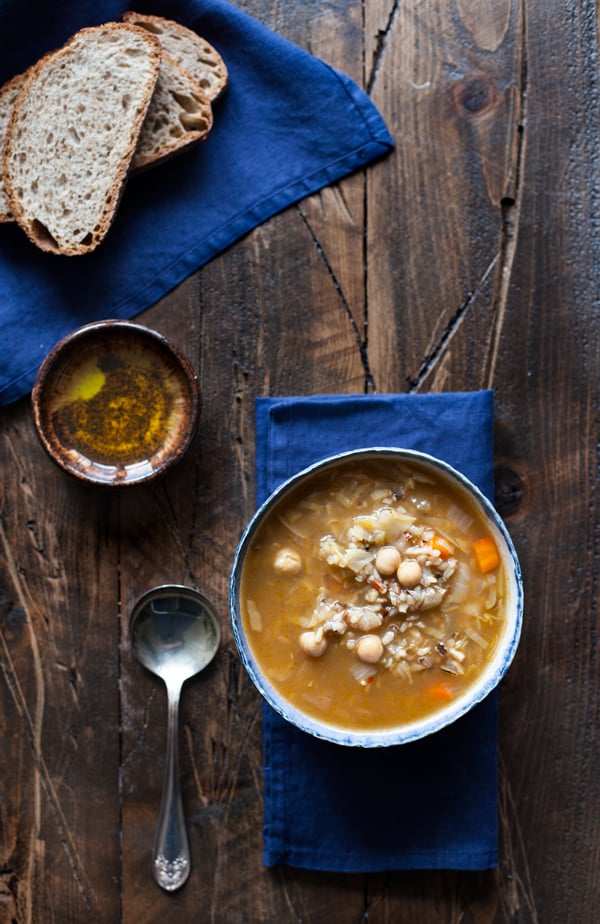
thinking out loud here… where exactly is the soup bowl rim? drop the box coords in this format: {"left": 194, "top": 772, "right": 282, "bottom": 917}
{"left": 229, "top": 446, "right": 523, "bottom": 748}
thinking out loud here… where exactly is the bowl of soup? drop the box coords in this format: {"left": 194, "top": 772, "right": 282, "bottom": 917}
{"left": 230, "top": 448, "right": 523, "bottom": 747}
{"left": 32, "top": 320, "right": 200, "bottom": 486}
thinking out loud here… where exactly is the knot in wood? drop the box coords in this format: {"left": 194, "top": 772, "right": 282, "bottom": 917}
{"left": 494, "top": 464, "right": 525, "bottom": 516}
{"left": 2, "top": 605, "right": 27, "bottom": 637}
{"left": 453, "top": 74, "right": 496, "bottom": 116}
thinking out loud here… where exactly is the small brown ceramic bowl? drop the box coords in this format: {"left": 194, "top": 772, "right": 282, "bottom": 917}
{"left": 32, "top": 320, "right": 200, "bottom": 486}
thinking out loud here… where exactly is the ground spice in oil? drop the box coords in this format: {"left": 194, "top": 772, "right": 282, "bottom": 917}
{"left": 51, "top": 350, "right": 175, "bottom": 466}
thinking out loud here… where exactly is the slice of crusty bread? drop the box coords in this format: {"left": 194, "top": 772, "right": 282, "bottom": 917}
{"left": 132, "top": 52, "right": 213, "bottom": 172}
{"left": 0, "top": 73, "right": 26, "bottom": 222}
{"left": 3, "top": 23, "right": 161, "bottom": 255}
{"left": 123, "top": 12, "right": 228, "bottom": 102}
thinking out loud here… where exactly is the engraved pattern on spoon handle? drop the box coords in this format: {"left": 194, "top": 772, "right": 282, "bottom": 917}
{"left": 153, "top": 682, "right": 190, "bottom": 892}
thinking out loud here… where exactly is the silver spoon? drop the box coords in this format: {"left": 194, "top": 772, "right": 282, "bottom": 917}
{"left": 130, "top": 585, "right": 221, "bottom": 892}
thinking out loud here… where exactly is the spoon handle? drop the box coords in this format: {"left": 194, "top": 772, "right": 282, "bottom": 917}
{"left": 153, "top": 684, "right": 190, "bottom": 892}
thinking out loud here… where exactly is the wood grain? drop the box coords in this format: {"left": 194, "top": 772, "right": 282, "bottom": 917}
{"left": 0, "top": 404, "right": 121, "bottom": 922}
{"left": 0, "top": 0, "right": 598, "bottom": 921}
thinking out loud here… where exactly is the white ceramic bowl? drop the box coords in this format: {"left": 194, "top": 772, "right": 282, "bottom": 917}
{"left": 230, "top": 448, "right": 523, "bottom": 747}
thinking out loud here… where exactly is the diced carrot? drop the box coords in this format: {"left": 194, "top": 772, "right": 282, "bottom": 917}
{"left": 473, "top": 536, "right": 500, "bottom": 573}
{"left": 429, "top": 535, "right": 453, "bottom": 559}
{"left": 368, "top": 576, "right": 387, "bottom": 594}
{"left": 427, "top": 683, "right": 454, "bottom": 702}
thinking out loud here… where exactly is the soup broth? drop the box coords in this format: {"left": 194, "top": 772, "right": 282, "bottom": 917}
{"left": 240, "top": 458, "right": 506, "bottom": 732}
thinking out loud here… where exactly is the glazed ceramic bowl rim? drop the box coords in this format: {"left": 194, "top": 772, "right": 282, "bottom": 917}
{"left": 230, "top": 447, "right": 523, "bottom": 747}
{"left": 31, "top": 319, "right": 200, "bottom": 486}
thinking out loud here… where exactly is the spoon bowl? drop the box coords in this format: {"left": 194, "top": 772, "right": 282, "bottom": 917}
{"left": 130, "top": 585, "right": 221, "bottom": 892}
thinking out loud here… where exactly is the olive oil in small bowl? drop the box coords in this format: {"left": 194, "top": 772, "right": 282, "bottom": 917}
{"left": 32, "top": 321, "right": 200, "bottom": 486}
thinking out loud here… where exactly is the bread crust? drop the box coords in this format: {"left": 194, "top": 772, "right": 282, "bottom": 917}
{"left": 3, "top": 23, "right": 161, "bottom": 255}
{"left": 123, "top": 11, "right": 228, "bottom": 101}
{"left": 0, "top": 72, "right": 26, "bottom": 222}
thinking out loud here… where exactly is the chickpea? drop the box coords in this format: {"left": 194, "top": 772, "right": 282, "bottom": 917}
{"left": 299, "top": 630, "right": 327, "bottom": 657}
{"left": 356, "top": 634, "right": 384, "bottom": 663}
{"left": 396, "top": 559, "right": 422, "bottom": 588}
{"left": 375, "top": 545, "right": 401, "bottom": 576}
{"left": 274, "top": 548, "right": 302, "bottom": 575}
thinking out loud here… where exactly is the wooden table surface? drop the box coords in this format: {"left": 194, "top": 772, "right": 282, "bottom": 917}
{"left": 1, "top": 1, "right": 598, "bottom": 921}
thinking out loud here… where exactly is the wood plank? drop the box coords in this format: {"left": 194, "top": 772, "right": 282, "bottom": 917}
{"left": 0, "top": 400, "right": 121, "bottom": 922}
{"left": 366, "top": 0, "right": 522, "bottom": 393}
{"left": 484, "top": 0, "right": 600, "bottom": 919}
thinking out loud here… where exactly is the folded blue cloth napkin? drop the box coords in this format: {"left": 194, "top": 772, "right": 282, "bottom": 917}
{"left": 255, "top": 392, "right": 498, "bottom": 872}
{"left": 0, "top": 0, "right": 393, "bottom": 406}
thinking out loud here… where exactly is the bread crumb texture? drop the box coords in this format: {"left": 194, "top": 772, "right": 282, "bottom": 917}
{"left": 123, "top": 12, "right": 228, "bottom": 100}
{"left": 4, "top": 25, "right": 160, "bottom": 254}
{"left": 132, "top": 53, "right": 213, "bottom": 170}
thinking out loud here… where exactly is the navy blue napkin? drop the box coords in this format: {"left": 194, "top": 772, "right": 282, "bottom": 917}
{"left": 255, "top": 392, "right": 498, "bottom": 872}
{"left": 0, "top": 0, "right": 393, "bottom": 406}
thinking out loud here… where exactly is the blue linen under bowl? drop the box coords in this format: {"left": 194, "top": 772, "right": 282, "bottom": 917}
{"left": 230, "top": 448, "right": 523, "bottom": 747}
